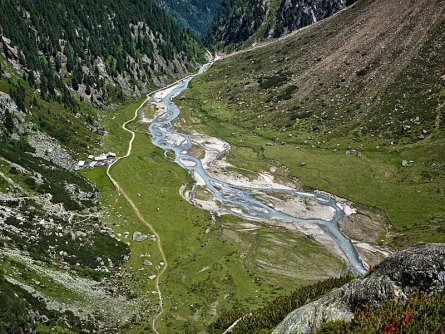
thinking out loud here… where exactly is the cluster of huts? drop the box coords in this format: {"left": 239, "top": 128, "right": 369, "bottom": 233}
{"left": 76, "top": 152, "right": 117, "bottom": 169}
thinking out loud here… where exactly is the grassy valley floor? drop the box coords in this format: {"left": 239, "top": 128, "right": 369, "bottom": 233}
{"left": 84, "top": 97, "right": 345, "bottom": 333}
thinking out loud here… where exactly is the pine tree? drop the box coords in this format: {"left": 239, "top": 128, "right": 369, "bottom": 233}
{"left": 27, "top": 71, "right": 36, "bottom": 87}
{"left": 4, "top": 109, "right": 14, "bottom": 133}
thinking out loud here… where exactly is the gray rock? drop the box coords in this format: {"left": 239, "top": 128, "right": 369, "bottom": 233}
{"left": 75, "top": 231, "right": 87, "bottom": 238}
{"left": 0, "top": 91, "right": 26, "bottom": 136}
{"left": 274, "top": 244, "right": 445, "bottom": 334}
{"left": 28, "top": 132, "right": 75, "bottom": 170}
{"left": 132, "top": 231, "right": 148, "bottom": 242}
{"left": 278, "top": 0, "right": 353, "bottom": 36}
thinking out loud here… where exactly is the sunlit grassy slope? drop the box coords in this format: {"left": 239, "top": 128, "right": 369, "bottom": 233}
{"left": 178, "top": 0, "right": 445, "bottom": 249}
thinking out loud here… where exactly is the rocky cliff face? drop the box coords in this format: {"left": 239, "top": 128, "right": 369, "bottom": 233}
{"left": 207, "top": 0, "right": 356, "bottom": 49}
{"left": 273, "top": 244, "right": 445, "bottom": 334}
{"left": 207, "top": 0, "right": 268, "bottom": 47}
{"left": 155, "top": 0, "right": 223, "bottom": 37}
{"left": 275, "top": 0, "right": 355, "bottom": 36}
{"left": 0, "top": 91, "right": 27, "bottom": 139}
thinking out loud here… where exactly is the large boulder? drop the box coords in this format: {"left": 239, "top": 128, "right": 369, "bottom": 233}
{"left": 273, "top": 244, "right": 445, "bottom": 334}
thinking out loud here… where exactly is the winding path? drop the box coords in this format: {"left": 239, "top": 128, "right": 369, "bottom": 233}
{"left": 106, "top": 72, "right": 207, "bottom": 332}
{"left": 105, "top": 79, "right": 190, "bottom": 333}
{"left": 106, "top": 54, "right": 367, "bottom": 332}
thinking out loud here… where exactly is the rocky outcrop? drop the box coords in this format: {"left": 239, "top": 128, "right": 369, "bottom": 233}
{"left": 276, "top": 0, "right": 356, "bottom": 36}
{"left": 208, "top": 0, "right": 357, "bottom": 48}
{"left": 155, "top": 0, "right": 223, "bottom": 37}
{"left": 273, "top": 244, "right": 445, "bottom": 334}
{"left": 208, "top": 0, "right": 268, "bottom": 47}
{"left": 28, "top": 133, "right": 76, "bottom": 170}
{"left": 0, "top": 91, "right": 27, "bottom": 138}
{"left": 0, "top": 36, "right": 22, "bottom": 71}
{"left": 0, "top": 91, "right": 17, "bottom": 121}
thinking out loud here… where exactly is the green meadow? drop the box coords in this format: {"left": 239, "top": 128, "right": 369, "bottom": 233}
{"left": 85, "top": 97, "right": 344, "bottom": 333}
{"left": 177, "top": 74, "right": 445, "bottom": 249}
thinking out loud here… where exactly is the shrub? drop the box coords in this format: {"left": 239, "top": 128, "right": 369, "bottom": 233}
{"left": 316, "top": 291, "right": 445, "bottom": 334}
{"left": 258, "top": 72, "right": 289, "bottom": 89}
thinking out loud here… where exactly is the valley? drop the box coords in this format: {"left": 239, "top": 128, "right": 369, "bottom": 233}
{"left": 0, "top": 0, "right": 444, "bottom": 333}
{"left": 86, "top": 65, "right": 348, "bottom": 333}
{"left": 178, "top": 0, "right": 445, "bottom": 250}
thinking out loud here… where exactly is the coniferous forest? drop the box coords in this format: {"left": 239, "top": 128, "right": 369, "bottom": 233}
{"left": 0, "top": 0, "right": 205, "bottom": 108}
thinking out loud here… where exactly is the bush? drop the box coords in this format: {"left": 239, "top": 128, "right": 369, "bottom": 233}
{"left": 0, "top": 272, "right": 82, "bottom": 333}
{"left": 316, "top": 291, "right": 445, "bottom": 334}
{"left": 258, "top": 72, "right": 289, "bottom": 89}
{"left": 276, "top": 84, "right": 298, "bottom": 101}
{"left": 24, "top": 177, "right": 36, "bottom": 189}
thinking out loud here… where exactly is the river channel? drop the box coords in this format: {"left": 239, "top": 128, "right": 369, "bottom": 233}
{"left": 148, "top": 64, "right": 368, "bottom": 276}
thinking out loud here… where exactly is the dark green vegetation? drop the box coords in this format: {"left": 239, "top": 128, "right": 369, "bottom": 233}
{"left": 316, "top": 291, "right": 445, "bottom": 334}
{"left": 209, "top": 276, "right": 352, "bottom": 333}
{"left": 0, "top": 272, "right": 90, "bottom": 334}
{"left": 207, "top": 0, "right": 356, "bottom": 50}
{"left": 0, "top": 69, "right": 100, "bottom": 154}
{"left": 0, "top": 141, "right": 94, "bottom": 210}
{"left": 155, "top": 0, "right": 223, "bottom": 37}
{"left": 0, "top": 0, "right": 205, "bottom": 107}
{"left": 207, "top": 0, "right": 267, "bottom": 48}
{"left": 179, "top": 0, "right": 445, "bottom": 250}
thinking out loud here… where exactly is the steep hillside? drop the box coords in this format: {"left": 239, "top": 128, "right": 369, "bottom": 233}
{"left": 0, "top": 0, "right": 205, "bottom": 107}
{"left": 178, "top": 0, "right": 445, "bottom": 250}
{"left": 206, "top": 0, "right": 268, "bottom": 48}
{"left": 207, "top": 0, "right": 356, "bottom": 50}
{"left": 0, "top": 62, "right": 150, "bottom": 331}
{"left": 155, "top": 0, "right": 223, "bottom": 37}
{"left": 0, "top": 1, "right": 209, "bottom": 332}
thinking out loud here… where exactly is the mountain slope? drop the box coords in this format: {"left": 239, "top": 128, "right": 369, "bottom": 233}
{"left": 178, "top": 0, "right": 445, "bottom": 250}
{"left": 200, "top": 0, "right": 445, "bottom": 144}
{"left": 0, "top": 0, "right": 205, "bottom": 107}
{"left": 155, "top": 0, "right": 223, "bottom": 37}
{"left": 207, "top": 0, "right": 356, "bottom": 49}
{"left": 0, "top": 1, "right": 209, "bottom": 332}
{"left": 208, "top": 243, "right": 445, "bottom": 333}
